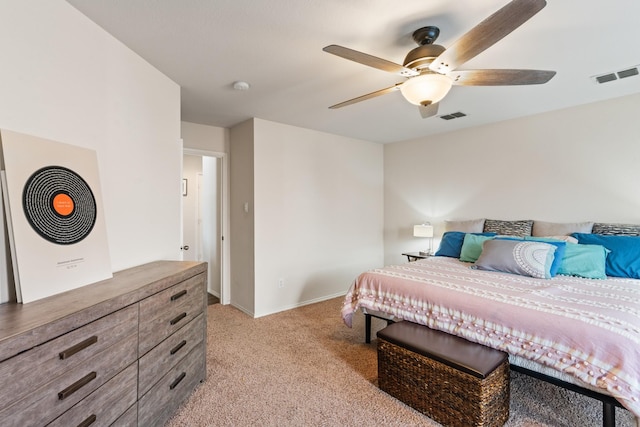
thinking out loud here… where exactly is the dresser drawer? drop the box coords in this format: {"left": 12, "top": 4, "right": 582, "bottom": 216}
{"left": 139, "top": 313, "right": 205, "bottom": 396}
{"left": 138, "top": 273, "right": 204, "bottom": 355}
{"left": 47, "top": 362, "right": 137, "bottom": 427}
{"left": 112, "top": 403, "right": 137, "bottom": 427}
{"left": 138, "top": 343, "right": 205, "bottom": 427}
{"left": 0, "top": 333, "right": 138, "bottom": 426}
{"left": 0, "top": 304, "right": 138, "bottom": 410}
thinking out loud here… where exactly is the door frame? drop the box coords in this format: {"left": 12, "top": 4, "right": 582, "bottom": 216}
{"left": 183, "top": 148, "right": 230, "bottom": 305}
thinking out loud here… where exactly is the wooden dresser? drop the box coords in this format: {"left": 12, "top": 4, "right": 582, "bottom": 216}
{"left": 0, "top": 260, "right": 207, "bottom": 426}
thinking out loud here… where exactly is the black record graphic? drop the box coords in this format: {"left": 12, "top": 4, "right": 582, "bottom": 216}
{"left": 22, "top": 166, "right": 97, "bottom": 245}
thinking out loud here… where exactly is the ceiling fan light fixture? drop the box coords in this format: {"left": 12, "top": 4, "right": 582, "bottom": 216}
{"left": 400, "top": 73, "right": 452, "bottom": 106}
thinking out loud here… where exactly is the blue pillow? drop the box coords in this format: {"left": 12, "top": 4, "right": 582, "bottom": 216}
{"left": 571, "top": 233, "right": 640, "bottom": 279}
{"left": 523, "top": 237, "right": 567, "bottom": 277}
{"left": 557, "top": 243, "right": 609, "bottom": 279}
{"left": 435, "top": 231, "right": 496, "bottom": 258}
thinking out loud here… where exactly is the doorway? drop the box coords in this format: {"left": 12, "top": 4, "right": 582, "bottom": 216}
{"left": 182, "top": 149, "right": 230, "bottom": 304}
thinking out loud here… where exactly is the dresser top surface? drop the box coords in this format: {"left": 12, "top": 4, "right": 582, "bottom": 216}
{"left": 0, "top": 260, "right": 207, "bottom": 359}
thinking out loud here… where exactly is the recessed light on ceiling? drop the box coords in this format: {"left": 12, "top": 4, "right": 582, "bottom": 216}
{"left": 232, "top": 81, "right": 250, "bottom": 90}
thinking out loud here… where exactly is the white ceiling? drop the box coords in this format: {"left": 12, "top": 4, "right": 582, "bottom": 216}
{"left": 65, "top": 0, "right": 640, "bottom": 144}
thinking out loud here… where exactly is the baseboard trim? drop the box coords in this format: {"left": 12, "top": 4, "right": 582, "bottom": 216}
{"left": 229, "top": 301, "right": 255, "bottom": 318}
{"left": 253, "top": 291, "right": 347, "bottom": 318}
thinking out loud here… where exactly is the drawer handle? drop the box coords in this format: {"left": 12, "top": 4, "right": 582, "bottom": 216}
{"left": 171, "top": 289, "right": 188, "bottom": 301}
{"left": 170, "top": 340, "right": 187, "bottom": 355}
{"left": 170, "top": 312, "right": 187, "bottom": 326}
{"left": 59, "top": 336, "right": 98, "bottom": 360}
{"left": 169, "top": 372, "right": 186, "bottom": 390}
{"left": 58, "top": 371, "right": 97, "bottom": 400}
{"left": 77, "top": 414, "right": 97, "bottom": 427}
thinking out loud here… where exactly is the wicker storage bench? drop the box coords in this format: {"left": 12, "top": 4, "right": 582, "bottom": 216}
{"left": 377, "top": 321, "right": 510, "bottom": 427}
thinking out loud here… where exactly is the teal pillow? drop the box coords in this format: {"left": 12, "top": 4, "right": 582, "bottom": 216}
{"left": 571, "top": 233, "right": 640, "bottom": 279}
{"left": 557, "top": 244, "right": 609, "bottom": 279}
{"left": 474, "top": 239, "right": 556, "bottom": 279}
{"left": 459, "top": 234, "right": 494, "bottom": 262}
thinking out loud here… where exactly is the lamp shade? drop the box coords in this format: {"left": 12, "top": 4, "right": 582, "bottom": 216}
{"left": 413, "top": 224, "right": 434, "bottom": 238}
{"left": 400, "top": 73, "right": 452, "bottom": 106}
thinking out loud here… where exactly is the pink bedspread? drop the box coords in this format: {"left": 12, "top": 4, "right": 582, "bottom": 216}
{"left": 342, "top": 256, "right": 640, "bottom": 417}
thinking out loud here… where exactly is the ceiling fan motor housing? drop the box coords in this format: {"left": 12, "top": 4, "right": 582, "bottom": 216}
{"left": 403, "top": 44, "right": 446, "bottom": 71}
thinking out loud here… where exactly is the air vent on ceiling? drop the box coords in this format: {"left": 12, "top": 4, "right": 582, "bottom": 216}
{"left": 439, "top": 112, "right": 467, "bottom": 120}
{"left": 592, "top": 65, "right": 639, "bottom": 84}
{"left": 618, "top": 67, "right": 639, "bottom": 79}
{"left": 595, "top": 73, "right": 617, "bottom": 84}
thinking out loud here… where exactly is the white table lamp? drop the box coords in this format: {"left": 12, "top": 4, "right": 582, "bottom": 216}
{"left": 413, "top": 223, "right": 434, "bottom": 256}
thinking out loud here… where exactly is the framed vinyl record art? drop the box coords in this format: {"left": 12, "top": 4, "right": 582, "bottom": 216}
{"left": 0, "top": 129, "right": 112, "bottom": 303}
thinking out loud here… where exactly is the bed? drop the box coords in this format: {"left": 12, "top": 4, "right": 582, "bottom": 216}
{"left": 342, "top": 220, "right": 640, "bottom": 426}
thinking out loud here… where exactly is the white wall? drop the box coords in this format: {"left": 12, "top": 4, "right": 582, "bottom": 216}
{"left": 0, "top": 0, "right": 181, "bottom": 301}
{"left": 181, "top": 121, "right": 229, "bottom": 153}
{"left": 252, "top": 119, "right": 384, "bottom": 317}
{"left": 384, "top": 93, "right": 640, "bottom": 266}
{"left": 229, "top": 119, "right": 255, "bottom": 314}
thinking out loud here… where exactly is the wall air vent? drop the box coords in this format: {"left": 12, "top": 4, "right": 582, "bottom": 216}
{"left": 439, "top": 112, "right": 467, "bottom": 120}
{"left": 592, "top": 65, "right": 639, "bottom": 84}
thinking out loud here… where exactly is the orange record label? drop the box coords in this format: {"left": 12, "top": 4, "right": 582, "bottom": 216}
{"left": 53, "top": 193, "right": 74, "bottom": 216}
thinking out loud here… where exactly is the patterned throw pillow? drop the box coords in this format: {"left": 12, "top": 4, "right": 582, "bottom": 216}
{"left": 483, "top": 219, "right": 534, "bottom": 237}
{"left": 522, "top": 237, "right": 567, "bottom": 277}
{"left": 474, "top": 239, "right": 556, "bottom": 279}
{"left": 591, "top": 223, "right": 640, "bottom": 236}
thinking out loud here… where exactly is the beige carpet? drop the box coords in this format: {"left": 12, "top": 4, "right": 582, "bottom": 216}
{"left": 165, "top": 297, "right": 635, "bottom": 426}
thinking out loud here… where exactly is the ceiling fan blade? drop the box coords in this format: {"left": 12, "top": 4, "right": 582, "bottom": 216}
{"left": 419, "top": 103, "right": 439, "bottom": 119}
{"left": 329, "top": 84, "right": 402, "bottom": 109}
{"left": 450, "top": 69, "right": 556, "bottom": 85}
{"left": 323, "top": 45, "right": 418, "bottom": 77}
{"left": 429, "top": 0, "right": 547, "bottom": 73}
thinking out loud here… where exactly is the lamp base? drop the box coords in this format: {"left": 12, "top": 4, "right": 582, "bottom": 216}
{"left": 419, "top": 250, "right": 431, "bottom": 256}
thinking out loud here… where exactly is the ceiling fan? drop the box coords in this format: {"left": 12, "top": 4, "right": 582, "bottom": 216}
{"left": 323, "top": 0, "right": 556, "bottom": 118}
